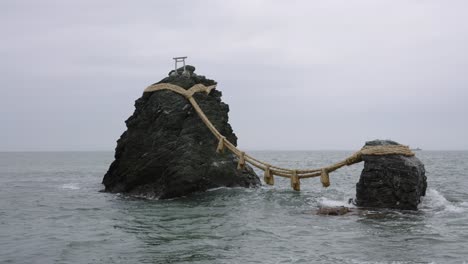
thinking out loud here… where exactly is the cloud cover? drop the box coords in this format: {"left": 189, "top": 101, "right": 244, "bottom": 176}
{"left": 1, "top": 0, "right": 467, "bottom": 151}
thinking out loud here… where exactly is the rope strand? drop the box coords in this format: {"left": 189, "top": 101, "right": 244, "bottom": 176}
{"left": 144, "top": 83, "right": 415, "bottom": 191}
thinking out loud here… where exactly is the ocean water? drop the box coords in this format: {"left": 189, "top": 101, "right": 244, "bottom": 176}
{"left": 0, "top": 151, "right": 467, "bottom": 264}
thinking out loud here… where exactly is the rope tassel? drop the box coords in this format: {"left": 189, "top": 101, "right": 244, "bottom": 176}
{"left": 216, "top": 137, "right": 225, "bottom": 153}
{"left": 291, "top": 170, "right": 300, "bottom": 191}
{"left": 264, "top": 165, "right": 274, "bottom": 185}
{"left": 320, "top": 169, "right": 330, "bottom": 187}
{"left": 237, "top": 152, "right": 246, "bottom": 170}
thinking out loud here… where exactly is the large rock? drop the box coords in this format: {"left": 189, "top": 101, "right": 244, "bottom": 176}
{"left": 103, "top": 65, "right": 260, "bottom": 199}
{"left": 355, "top": 140, "right": 427, "bottom": 210}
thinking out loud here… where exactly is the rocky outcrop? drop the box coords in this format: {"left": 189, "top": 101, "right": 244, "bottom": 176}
{"left": 355, "top": 140, "right": 427, "bottom": 210}
{"left": 103, "top": 66, "right": 260, "bottom": 199}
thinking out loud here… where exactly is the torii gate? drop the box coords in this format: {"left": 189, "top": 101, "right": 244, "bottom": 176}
{"left": 172, "top": 56, "right": 188, "bottom": 76}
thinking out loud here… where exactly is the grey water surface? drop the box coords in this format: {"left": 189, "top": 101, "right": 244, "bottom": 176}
{"left": 0, "top": 151, "right": 467, "bottom": 264}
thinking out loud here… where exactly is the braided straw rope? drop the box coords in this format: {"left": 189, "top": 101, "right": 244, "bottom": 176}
{"left": 144, "top": 83, "right": 415, "bottom": 191}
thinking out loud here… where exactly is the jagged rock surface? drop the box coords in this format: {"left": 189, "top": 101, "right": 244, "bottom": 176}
{"left": 355, "top": 140, "right": 427, "bottom": 210}
{"left": 103, "top": 66, "right": 260, "bottom": 199}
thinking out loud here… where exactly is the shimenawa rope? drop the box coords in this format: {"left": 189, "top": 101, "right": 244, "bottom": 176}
{"left": 144, "top": 83, "right": 415, "bottom": 191}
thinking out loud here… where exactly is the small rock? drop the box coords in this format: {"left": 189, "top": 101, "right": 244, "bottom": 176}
{"left": 168, "top": 65, "right": 196, "bottom": 76}
{"left": 317, "top": 206, "right": 351, "bottom": 215}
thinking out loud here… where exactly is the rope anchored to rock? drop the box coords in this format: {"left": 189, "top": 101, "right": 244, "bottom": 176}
{"left": 144, "top": 83, "right": 415, "bottom": 191}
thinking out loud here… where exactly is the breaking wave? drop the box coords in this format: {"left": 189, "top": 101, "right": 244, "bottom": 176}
{"left": 420, "top": 189, "right": 464, "bottom": 213}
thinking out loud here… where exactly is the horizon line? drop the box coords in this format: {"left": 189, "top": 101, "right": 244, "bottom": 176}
{"left": 1, "top": 149, "right": 467, "bottom": 153}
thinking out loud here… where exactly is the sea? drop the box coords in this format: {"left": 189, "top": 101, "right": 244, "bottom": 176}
{"left": 0, "top": 151, "right": 467, "bottom": 264}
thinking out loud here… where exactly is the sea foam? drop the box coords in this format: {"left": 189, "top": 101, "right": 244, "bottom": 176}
{"left": 318, "top": 197, "right": 355, "bottom": 208}
{"left": 420, "top": 189, "right": 464, "bottom": 213}
{"left": 61, "top": 183, "right": 80, "bottom": 190}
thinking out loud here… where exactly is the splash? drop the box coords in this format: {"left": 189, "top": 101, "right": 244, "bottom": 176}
{"left": 420, "top": 189, "right": 464, "bottom": 213}
{"left": 318, "top": 197, "right": 355, "bottom": 208}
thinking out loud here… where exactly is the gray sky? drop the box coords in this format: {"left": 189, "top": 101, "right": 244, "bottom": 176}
{"left": 1, "top": 0, "right": 467, "bottom": 151}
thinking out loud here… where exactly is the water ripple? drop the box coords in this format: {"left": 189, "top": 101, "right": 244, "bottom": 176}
{"left": 1, "top": 151, "right": 468, "bottom": 263}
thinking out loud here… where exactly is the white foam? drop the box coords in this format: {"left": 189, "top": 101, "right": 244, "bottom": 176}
{"left": 420, "top": 189, "right": 464, "bottom": 213}
{"left": 61, "top": 183, "right": 80, "bottom": 190}
{"left": 206, "top": 187, "right": 227, "bottom": 192}
{"left": 318, "top": 197, "right": 355, "bottom": 208}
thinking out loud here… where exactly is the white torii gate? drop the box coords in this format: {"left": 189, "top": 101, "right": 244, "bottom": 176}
{"left": 172, "top": 56, "right": 188, "bottom": 76}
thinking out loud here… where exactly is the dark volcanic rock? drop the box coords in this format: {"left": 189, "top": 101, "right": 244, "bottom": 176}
{"left": 317, "top": 206, "right": 351, "bottom": 216}
{"left": 103, "top": 65, "right": 260, "bottom": 199}
{"left": 355, "top": 140, "right": 427, "bottom": 210}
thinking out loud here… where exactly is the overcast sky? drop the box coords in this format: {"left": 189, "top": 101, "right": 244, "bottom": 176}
{"left": 1, "top": 0, "right": 467, "bottom": 151}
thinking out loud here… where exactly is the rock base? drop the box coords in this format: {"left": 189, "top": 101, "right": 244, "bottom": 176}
{"left": 355, "top": 140, "right": 427, "bottom": 210}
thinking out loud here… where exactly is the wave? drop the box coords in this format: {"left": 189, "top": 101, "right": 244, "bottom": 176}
{"left": 316, "top": 189, "right": 464, "bottom": 214}
{"left": 206, "top": 187, "right": 229, "bottom": 192}
{"left": 61, "top": 183, "right": 80, "bottom": 190}
{"left": 420, "top": 189, "right": 464, "bottom": 213}
{"left": 318, "top": 197, "right": 355, "bottom": 208}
